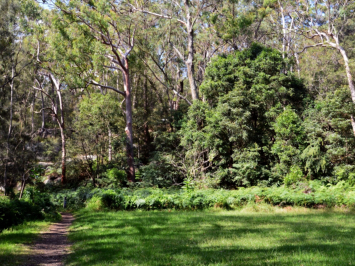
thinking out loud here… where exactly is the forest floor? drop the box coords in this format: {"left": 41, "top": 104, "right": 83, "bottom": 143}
{"left": 24, "top": 213, "right": 74, "bottom": 266}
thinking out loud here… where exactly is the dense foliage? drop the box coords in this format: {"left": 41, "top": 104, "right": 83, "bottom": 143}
{"left": 48, "top": 181, "right": 355, "bottom": 211}
{"left": 1, "top": 0, "right": 355, "bottom": 216}
{"left": 0, "top": 190, "right": 58, "bottom": 232}
{"left": 180, "top": 44, "right": 307, "bottom": 186}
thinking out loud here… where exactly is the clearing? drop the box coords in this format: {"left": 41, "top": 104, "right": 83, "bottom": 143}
{"left": 66, "top": 206, "right": 355, "bottom": 266}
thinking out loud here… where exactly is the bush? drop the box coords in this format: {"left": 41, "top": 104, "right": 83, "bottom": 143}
{"left": 45, "top": 181, "right": 355, "bottom": 213}
{"left": 0, "top": 188, "right": 61, "bottom": 233}
{"left": 0, "top": 197, "right": 43, "bottom": 232}
{"left": 284, "top": 165, "right": 304, "bottom": 186}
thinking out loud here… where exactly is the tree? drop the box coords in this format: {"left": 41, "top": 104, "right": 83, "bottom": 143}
{"left": 69, "top": 92, "right": 124, "bottom": 186}
{"left": 32, "top": 72, "right": 67, "bottom": 184}
{"left": 181, "top": 44, "right": 307, "bottom": 186}
{"left": 53, "top": 0, "right": 141, "bottom": 182}
{"left": 0, "top": 0, "right": 38, "bottom": 194}
{"left": 131, "top": 0, "right": 222, "bottom": 101}
{"left": 291, "top": 0, "right": 355, "bottom": 134}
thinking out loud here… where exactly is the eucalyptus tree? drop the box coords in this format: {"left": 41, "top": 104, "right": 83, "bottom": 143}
{"left": 0, "top": 0, "right": 39, "bottom": 193}
{"left": 290, "top": 0, "right": 355, "bottom": 134}
{"left": 130, "top": 0, "right": 223, "bottom": 102}
{"left": 17, "top": 2, "right": 72, "bottom": 184}
{"left": 52, "top": 0, "right": 148, "bottom": 182}
{"left": 134, "top": 16, "right": 192, "bottom": 113}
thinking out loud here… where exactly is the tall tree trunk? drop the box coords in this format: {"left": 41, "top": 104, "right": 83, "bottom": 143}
{"left": 19, "top": 178, "right": 25, "bottom": 199}
{"left": 123, "top": 69, "right": 135, "bottom": 182}
{"left": 108, "top": 127, "right": 112, "bottom": 162}
{"left": 184, "top": 0, "right": 199, "bottom": 101}
{"left": 294, "top": 51, "right": 301, "bottom": 78}
{"left": 4, "top": 66, "right": 15, "bottom": 195}
{"left": 186, "top": 26, "right": 199, "bottom": 101}
{"left": 19, "top": 171, "right": 28, "bottom": 200}
{"left": 50, "top": 74, "right": 66, "bottom": 184}
{"left": 31, "top": 90, "right": 36, "bottom": 133}
{"left": 338, "top": 46, "right": 355, "bottom": 136}
{"left": 176, "top": 81, "right": 183, "bottom": 110}
{"left": 60, "top": 125, "right": 66, "bottom": 184}
{"left": 279, "top": 1, "right": 286, "bottom": 59}
{"left": 41, "top": 91, "right": 45, "bottom": 129}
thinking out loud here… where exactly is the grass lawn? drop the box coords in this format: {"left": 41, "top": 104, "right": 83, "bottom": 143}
{"left": 67, "top": 205, "right": 355, "bottom": 266}
{"left": 0, "top": 220, "right": 51, "bottom": 266}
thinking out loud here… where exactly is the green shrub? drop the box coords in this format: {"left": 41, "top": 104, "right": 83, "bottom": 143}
{"left": 0, "top": 197, "right": 43, "bottom": 232}
{"left": 86, "top": 196, "right": 104, "bottom": 211}
{"left": 284, "top": 165, "right": 304, "bottom": 186}
{"left": 45, "top": 182, "right": 355, "bottom": 213}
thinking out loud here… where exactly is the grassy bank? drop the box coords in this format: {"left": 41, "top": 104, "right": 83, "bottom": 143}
{"left": 67, "top": 205, "right": 355, "bottom": 266}
{"left": 0, "top": 220, "right": 52, "bottom": 266}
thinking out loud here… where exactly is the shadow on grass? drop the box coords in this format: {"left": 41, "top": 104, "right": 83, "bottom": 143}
{"left": 0, "top": 227, "right": 38, "bottom": 265}
{"left": 67, "top": 211, "right": 355, "bottom": 266}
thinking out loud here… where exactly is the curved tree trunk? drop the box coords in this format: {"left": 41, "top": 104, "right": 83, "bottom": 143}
{"left": 50, "top": 74, "right": 66, "bottom": 184}
{"left": 338, "top": 46, "right": 355, "bottom": 136}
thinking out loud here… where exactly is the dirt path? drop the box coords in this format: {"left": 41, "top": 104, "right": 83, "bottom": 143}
{"left": 24, "top": 213, "right": 74, "bottom": 266}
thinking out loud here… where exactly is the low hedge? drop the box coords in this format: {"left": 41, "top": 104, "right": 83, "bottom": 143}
{"left": 49, "top": 181, "right": 355, "bottom": 211}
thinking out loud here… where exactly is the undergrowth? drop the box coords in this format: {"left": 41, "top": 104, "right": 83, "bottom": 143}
{"left": 49, "top": 180, "right": 355, "bottom": 211}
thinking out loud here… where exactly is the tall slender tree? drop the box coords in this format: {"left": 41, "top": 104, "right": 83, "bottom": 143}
{"left": 53, "top": 0, "right": 142, "bottom": 182}
{"left": 290, "top": 0, "right": 355, "bottom": 134}
{"left": 130, "top": 0, "right": 222, "bottom": 101}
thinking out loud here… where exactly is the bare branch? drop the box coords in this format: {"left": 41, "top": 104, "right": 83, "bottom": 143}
{"left": 90, "top": 80, "right": 126, "bottom": 96}
{"left": 138, "top": 56, "right": 192, "bottom": 105}
{"left": 172, "top": 44, "right": 185, "bottom": 61}
{"left": 296, "top": 43, "right": 328, "bottom": 54}
{"left": 129, "top": 4, "right": 187, "bottom": 27}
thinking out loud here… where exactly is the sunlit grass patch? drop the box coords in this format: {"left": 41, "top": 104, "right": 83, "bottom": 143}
{"left": 67, "top": 207, "right": 355, "bottom": 266}
{"left": 0, "top": 220, "right": 51, "bottom": 266}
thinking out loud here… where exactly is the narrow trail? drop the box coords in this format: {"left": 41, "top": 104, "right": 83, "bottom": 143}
{"left": 24, "top": 213, "right": 74, "bottom": 266}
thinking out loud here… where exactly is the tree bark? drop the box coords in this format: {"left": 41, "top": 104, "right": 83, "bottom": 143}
{"left": 279, "top": 1, "right": 286, "bottom": 59}
{"left": 19, "top": 178, "right": 25, "bottom": 199}
{"left": 4, "top": 66, "right": 15, "bottom": 195}
{"left": 60, "top": 125, "right": 66, "bottom": 184}
{"left": 31, "top": 90, "right": 36, "bottom": 134}
{"left": 50, "top": 74, "right": 66, "bottom": 184}
{"left": 186, "top": 14, "right": 199, "bottom": 101}
{"left": 338, "top": 45, "right": 355, "bottom": 136}
{"left": 41, "top": 91, "right": 45, "bottom": 129}
{"left": 123, "top": 68, "right": 135, "bottom": 182}
{"left": 108, "top": 127, "right": 112, "bottom": 162}
{"left": 19, "top": 172, "right": 27, "bottom": 199}
{"left": 351, "top": 115, "right": 355, "bottom": 137}
{"left": 338, "top": 46, "right": 355, "bottom": 102}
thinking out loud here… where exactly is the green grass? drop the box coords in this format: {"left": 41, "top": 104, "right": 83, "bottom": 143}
{"left": 0, "top": 220, "right": 52, "bottom": 266}
{"left": 67, "top": 205, "right": 355, "bottom": 266}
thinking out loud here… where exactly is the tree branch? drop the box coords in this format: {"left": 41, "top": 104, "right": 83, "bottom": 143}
{"left": 90, "top": 80, "right": 126, "bottom": 96}
{"left": 129, "top": 4, "right": 187, "bottom": 27}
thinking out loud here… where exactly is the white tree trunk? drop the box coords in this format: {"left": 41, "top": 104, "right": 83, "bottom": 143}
{"left": 338, "top": 46, "right": 355, "bottom": 136}
{"left": 50, "top": 74, "right": 66, "bottom": 184}
{"left": 108, "top": 127, "right": 112, "bottom": 162}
